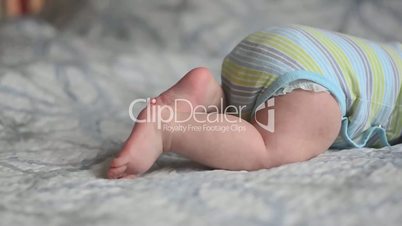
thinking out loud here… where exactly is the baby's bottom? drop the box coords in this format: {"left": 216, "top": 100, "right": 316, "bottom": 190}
{"left": 108, "top": 67, "right": 342, "bottom": 179}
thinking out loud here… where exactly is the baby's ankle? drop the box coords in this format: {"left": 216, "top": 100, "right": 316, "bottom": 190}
{"left": 148, "top": 103, "right": 174, "bottom": 153}
{"left": 161, "top": 123, "right": 173, "bottom": 153}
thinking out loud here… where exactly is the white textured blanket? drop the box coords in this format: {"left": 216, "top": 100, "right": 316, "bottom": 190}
{"left": 1, "top": 0, "right": 402, "bottom": 225}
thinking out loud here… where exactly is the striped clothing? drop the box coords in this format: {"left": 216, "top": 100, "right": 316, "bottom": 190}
{"left": 221, "top": 25, "right": 402, "bottom": 148}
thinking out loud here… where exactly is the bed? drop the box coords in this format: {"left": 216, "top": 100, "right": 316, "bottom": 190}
{"left": 1, "top": 0, "right": 402, "bottom": 225}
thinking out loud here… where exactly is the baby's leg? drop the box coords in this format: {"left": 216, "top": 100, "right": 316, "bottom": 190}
{"left": 162, "top": 90, "right": 342, "bottom": 170}
{"left": 252, "top": 90, "right": 342, "bottom": 165}
{"left": 109, "top": 87, "right": 341, "bottom": 178}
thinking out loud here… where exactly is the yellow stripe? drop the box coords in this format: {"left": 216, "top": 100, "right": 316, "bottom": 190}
{"left": 222, "top": 58, "right": 276, "bottom": 87}
{"left": 303, "top": 26, "right": 359, "bottom": 103}
{"left": 246, "top": 32, "right": 323, "bottom": 74}
{"left": 387, "top": 97, "right": 402, "bottom": 141}
{"left": 348, "top": 36, "right": 385, "bottom": 124}
{"left": 382, "top": 45, "right": 402, "bottom": 139}
{"left": 382, "top": 45, "right": 402, "bottom": 81}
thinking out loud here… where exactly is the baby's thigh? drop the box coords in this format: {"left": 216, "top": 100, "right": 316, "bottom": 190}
{"left": 251, "top": 90, "right": 342, "bottom": 165}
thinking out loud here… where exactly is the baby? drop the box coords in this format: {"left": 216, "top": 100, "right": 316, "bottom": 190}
{"left": 108, "top": 25, "right": 402, "bottom": 179}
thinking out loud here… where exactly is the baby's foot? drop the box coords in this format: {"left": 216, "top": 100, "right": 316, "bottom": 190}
{"left": 107, "top": 108, "right": 170, "bottom": 179}
{"left": 107, "top": 67, "right": 221, "bottom": 179}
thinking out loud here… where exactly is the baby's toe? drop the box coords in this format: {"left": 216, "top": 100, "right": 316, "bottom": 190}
{"left": 107, "top": 165, "right": 127, "bottom": 179}
{"left": 122, "top": 174, "right": 137, "bottom": 179}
